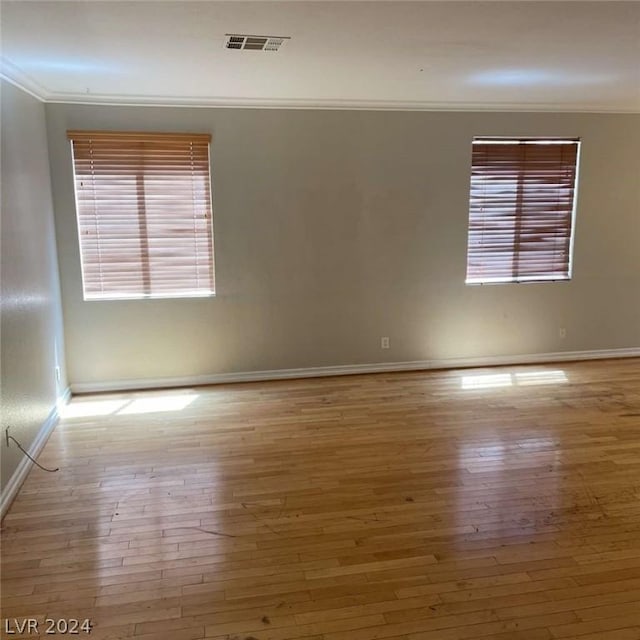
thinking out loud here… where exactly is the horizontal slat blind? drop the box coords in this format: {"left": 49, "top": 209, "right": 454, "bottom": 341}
{"left": 68, "top": 130, "right": 215, "bottom": 300}
{"left": 466, "top": 138, "right": 579, "bottom": 284}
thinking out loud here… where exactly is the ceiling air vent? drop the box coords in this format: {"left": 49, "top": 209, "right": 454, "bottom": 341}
{"left": 224, "top": 34, "right": 289, "bottom": 52}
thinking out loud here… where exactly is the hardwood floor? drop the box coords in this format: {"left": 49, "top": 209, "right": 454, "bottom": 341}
{"left": 2, "top": 359, "right": 640, "bottom": 640}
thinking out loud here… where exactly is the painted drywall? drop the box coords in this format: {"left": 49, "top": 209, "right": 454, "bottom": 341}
{"left": 44, "top": 105, "right": 639, "bottom": 386}
{"left": 1, "top": 80, "right": 67, "bottom": 491}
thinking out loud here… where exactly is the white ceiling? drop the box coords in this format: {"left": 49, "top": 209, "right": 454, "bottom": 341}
{"left": 1, "top": 1, "right": 639, "bottom": 111}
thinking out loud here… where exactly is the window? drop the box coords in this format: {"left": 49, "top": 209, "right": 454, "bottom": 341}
{"left": 68, "top": 130, "right": 215, "bottom": 300}
{"left": 466, "top": 137, "right": 580, "bottom": 284}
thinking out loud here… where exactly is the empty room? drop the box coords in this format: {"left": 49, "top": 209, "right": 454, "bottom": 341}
{"left": 1, "top": 1, "right": 639, "bottom": 639}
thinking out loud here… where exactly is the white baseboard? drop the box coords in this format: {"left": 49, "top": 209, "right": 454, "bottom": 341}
{"left": 70, "top": 348, "right": 640, "bottom": 394}
{"left": 58, "top": 386, "right": 72, "bottom": 406}
{"left": 1, "top": 387, "right": 71, "bottom": 519}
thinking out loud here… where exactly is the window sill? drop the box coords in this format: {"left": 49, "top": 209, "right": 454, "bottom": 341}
{"left": 465, "top": 277, "right": 571, "bottom": 286}
{"left": 83, "top": 292, "right": 216, "bottom": 302}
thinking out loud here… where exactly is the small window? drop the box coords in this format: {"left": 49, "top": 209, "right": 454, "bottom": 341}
{"left": 466, "top": 138, "right": 580, "bottom": 284}
{"left": 68, "top": 130, "right": 215, "bottom": 300}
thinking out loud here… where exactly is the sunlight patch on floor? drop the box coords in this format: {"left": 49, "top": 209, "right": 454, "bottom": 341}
{"left": 461, "top": 369, "right": 568, "bottom": 390}
{"left": 60, "top": 399, "right": 129, "bottom": 418}
{"left": 61, "top": 392, "right": 198, "bottom": 418}
{"left": 117, "top": 394, "right": 197, "bottom": 415}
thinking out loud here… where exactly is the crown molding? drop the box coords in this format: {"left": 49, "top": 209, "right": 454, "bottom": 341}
{"left": 0, "top": 58, "right": 51, "bottom": 102}
{"left": 44, "top": 91, "right": 640, "bottom": 113}
{"left": 2, "top": 58, "right": 638, "bottom": 113}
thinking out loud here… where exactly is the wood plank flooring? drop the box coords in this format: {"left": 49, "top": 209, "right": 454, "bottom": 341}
{"left": 2, "top": 358, "right": 640, "bottom": 640}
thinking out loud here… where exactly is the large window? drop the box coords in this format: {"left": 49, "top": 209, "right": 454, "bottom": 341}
{"left": 466, "top": 138, "right": 580, "bottom": 284}
{"left": 69, "top": 130, "right": 215, "bottom": 300}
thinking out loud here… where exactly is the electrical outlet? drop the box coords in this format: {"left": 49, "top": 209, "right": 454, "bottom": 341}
{"left": 559, "top": 327, "right": 567, "bottom": 339}
{"left": 381, "top": 336, "right": 390, "bottom": 349}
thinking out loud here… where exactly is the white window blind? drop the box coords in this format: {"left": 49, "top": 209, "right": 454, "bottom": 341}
{"left": 466, "top": 138, "right": 580, "bottom": 284}
{"left": 68, "top": 130, "right": 215, "bottom": 300}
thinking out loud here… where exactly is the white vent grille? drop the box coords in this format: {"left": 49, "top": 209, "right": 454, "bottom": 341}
{"left": 224, "top": 34, "right": 289, "bottom": 52}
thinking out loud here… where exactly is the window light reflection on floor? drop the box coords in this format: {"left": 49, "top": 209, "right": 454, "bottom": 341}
{"left": 117, "top": 394, "right": 197, "bottom": 415}
{"left": 514, "top": 370, "right": 569, "bottom": 385}
{"left": 461, "top": 370, "right": 568, "bottom": 390}
{"left": 61, "top": 399, "right": 129, "bottom": 418}
{"left": 461, "top": 373, "right": 512, "bottom": 389}
{"left": 61, "top": 393, "right": 198, "bottom": 418}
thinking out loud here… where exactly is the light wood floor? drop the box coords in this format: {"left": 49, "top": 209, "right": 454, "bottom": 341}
{"left": 2, "top": 359, "right": 640, "bottom": 640}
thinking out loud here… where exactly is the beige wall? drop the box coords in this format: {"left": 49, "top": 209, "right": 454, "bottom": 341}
{"left": 1, "top": 81, "right": 67, "bottom": 491}
{"left": 45, "top": 104, "right": 639, "bottom": 386}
